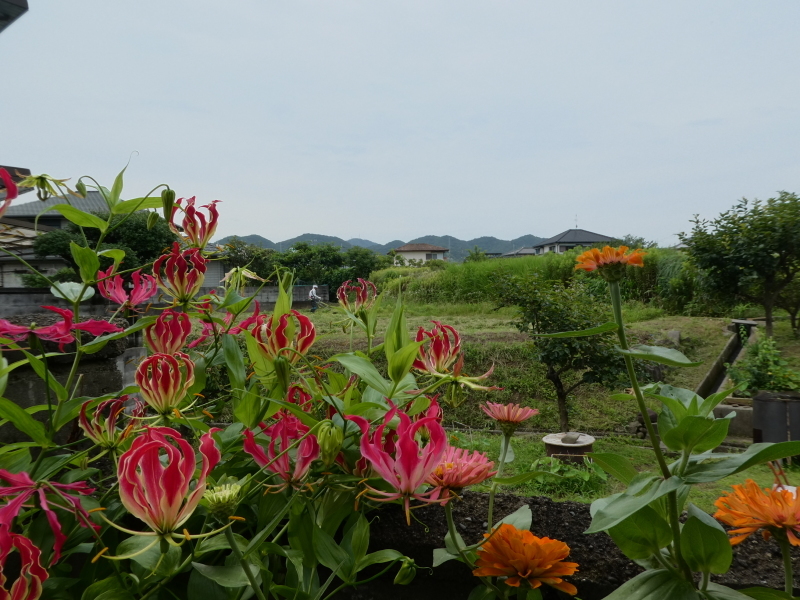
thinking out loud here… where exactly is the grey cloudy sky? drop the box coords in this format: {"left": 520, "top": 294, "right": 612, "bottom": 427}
{"left": 3, "top": 1, "right": 800, "bottom": 246}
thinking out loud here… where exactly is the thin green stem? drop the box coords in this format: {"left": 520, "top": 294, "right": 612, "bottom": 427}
{"left": 445, "top": 503, "right": 474, "bottom": 568}
{"left": 487, "top": 433, "right": 511, "bottom": 532}
{"left": 225, "top": 526, "right": 268, "bottom": 600}
{"left": 608, "top": 281, "right": 670, "bottom": 478}
{"left": 779, "top": 534, "right": 794, "bottom": 595}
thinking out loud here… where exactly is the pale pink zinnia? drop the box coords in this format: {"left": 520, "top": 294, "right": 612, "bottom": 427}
{"left": 427, "top": 446, "right": 496, "bottom": 504}
{"left": 482, "top": 402, "right": 539, "bottom": 425}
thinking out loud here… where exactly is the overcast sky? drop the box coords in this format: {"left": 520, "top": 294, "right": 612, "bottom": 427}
{"left": 3, "top": 1, "right": 800, "bottom": 246}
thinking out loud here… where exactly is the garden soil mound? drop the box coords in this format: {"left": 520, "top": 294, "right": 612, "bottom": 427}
{"left": 341, "top": 491, "right": 795, "bottom": 600}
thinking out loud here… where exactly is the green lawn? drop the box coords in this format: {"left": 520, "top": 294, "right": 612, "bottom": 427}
{"left": 451, "top": 431, "right": 778, "bottom": 514}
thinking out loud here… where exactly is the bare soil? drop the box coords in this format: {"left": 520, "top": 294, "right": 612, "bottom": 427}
{"left": 342, "top": 491, "right": 796, "bottom": 600}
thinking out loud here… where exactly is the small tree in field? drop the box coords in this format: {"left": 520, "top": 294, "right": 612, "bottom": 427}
{"left": 498, "top": 276, "right": 630, "bottom": 431}
{"left": 681, "top": 192, "right": 800, "bottom": 337}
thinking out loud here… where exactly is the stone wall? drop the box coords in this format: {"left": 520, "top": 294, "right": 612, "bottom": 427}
{"left": 0, "top": 285, "right": 328, "bottom": 317}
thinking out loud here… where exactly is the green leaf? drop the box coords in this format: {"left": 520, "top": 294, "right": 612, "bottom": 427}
{"left": 602, "top": 569, "right": 699, "bottom": 600}
{"left": 495, "top": 505, "right": 532, "bottom": 531}
{"left": 357, "top": 549, "right": 403, "bottom": 570}
{"left": 81, "top": 576, "right": 135, "bottom": 600}
{"left": 588, "top": 453, "right": 638, "bottom": 484}
{"left": 0, "top": 358, "right": 7, "bottom": 397}
{"left": 195, "top": 532, "right": 248, "bottom": 556}
{"left": 70, "top": 242, "right": 100, "bottom": 284}
{"left": 387, "top": 340, "right": 423, "bottom": 385}
{"left": 738, "top": 588, "right": 795, "bottom": 600}
{"left": 223, "top": 334, "right": 246, "bottom": 398}
{"left": 492, "top": 471, "right": 557, "bottom": 486}
{"left": 50, "top": 282, "right": 95, "bottom": 303}
{"left": 22, "top": 349, "right": 67, "bottom": 402}
{"left": 467, "top": 586, "right": 497, "bottom": 600}
{"left": 46, "top": 204, "right": 107, "bottom": 231}
{"left": 432, "top": 547, "right": 460, "bottom": 567}
{"left": 117, "top": 536, "right": 182, "bottom": 577}
{"left": 82, "top": 316, "right": 155, "bottom": 354}
{"left": 187, "top": 569, "right": 231, "bottom": 600}
{"left": 0, "top": 397, "right": 50, "bottom": 446}
{"left": 586, "top": 476, "right": 685, "bottom": 533}
{"left": 112, "top": 196, "right": 164, "bottom": 214}
{"left": 704, "top": 583, "right": 758, "bottom": 599}
{"left": 349, "top": 514, "right": 369, "bottom": 566}
{"left": 313, "top": 525, "right": 351, "bottom": 578}
{"left": 683, "top": 442, "right": 800, "bottom": 483}
{"left": 98, "top": 248, "right": 125, "bottom": 270}
{"left": 681, "top": 505, "right": 732, "bottom": 574}
{"left": 533, "top": 321, "right": 618, "bottom": 338}
{"left": 191, "top": 562, "right": 252, "bottom": 588}
{"left": 608, "top": 506, "right": 672, "bottom": 560}
{"left": 334, "top": 353, "right": 391, "bottom": 396}
{"left": 617, "top": 345, "right": 703, "bottom": 367}
{"left": 662, "top": 416, "right": 730, "bottom": 454}
{"left": 108, "top": 165, "right": 126, "bottom": 208}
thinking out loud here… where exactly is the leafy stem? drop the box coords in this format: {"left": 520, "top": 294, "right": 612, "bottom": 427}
{"left": 487, "top": 433, "right": 511, "bottom": 532}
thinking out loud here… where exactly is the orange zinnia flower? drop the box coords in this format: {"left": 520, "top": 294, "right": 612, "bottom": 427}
{"left": 473, "top": 523, "right": 579, "bottom": 595}
{"left": 574, "top": 246, "right": 645, "bottom": 281}
{"left": 714, "top": 479, "right": 800, "bottom": 545}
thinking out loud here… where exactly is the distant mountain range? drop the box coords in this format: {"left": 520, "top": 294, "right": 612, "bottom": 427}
{"left": 214, "top": 233, "right": 547, "bottom": 262}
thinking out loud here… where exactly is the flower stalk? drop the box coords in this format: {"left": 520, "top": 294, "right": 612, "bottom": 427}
{"left": 487, "top": 433, "right": 510, "bottom": 532}
{"left": 224, "top": 525, "right": 268, "bottom": 600}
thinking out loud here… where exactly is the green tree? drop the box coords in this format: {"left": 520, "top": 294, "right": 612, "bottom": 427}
{"left": 464, "top": 245, "right": 488, "bottom": 262}
{"left": 498, "top": 276, "right": 632, "bottom": 431}
{"left": 777, "top": 277, "right": 800, "bottom": 337}
{"left": 681, "top": 192, "right": 800, "bottom": 336}
{"left": 222, "top": 236, "right": 280, "bottom": 281}
{"left": 28, "top": 211, "right": 177, "bottom": 286}
{"left": 342, "top": 246, "right": 391, "bottom": 280}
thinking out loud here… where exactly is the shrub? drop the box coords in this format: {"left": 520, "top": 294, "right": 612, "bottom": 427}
{"left": 727, "top": 335, "right": 800, "bottom": 394}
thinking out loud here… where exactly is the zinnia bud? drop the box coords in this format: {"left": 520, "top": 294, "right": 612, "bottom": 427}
{"left": 135, "top": 352, "right": 195, "bottom": 415}
{"left": 144, "top": 309, "right": 192, "bottom": 354}
{"left": 204, "top": 483, "right": 242, "bottom": 522}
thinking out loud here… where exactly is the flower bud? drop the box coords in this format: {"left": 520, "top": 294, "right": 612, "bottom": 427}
{"left": 317, "top": 421, "right": 343, "bottom": 467}
{"left": 204, "top": 483, "right": 242, "bottom": 522}
{"left": 394, "top": 558, "right": 417, "bottom": 585}
{"left": 272, "top": 356, "right": 291, "bottom": 398}
{"left": 161, "top": 188, "right": 176, "bottom": 222}
{"left": 75, "top": 180, "right": 87, "bottom": 198}
{"left": 135, "top": 352, "right": 195, "bottom": 415}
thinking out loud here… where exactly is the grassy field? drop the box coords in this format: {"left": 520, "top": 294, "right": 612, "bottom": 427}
{"left": 306, "top": 301, "right": 734, "bottom": 432}
{"left": 449, "top": 431, "right": 778, "bottom": 514}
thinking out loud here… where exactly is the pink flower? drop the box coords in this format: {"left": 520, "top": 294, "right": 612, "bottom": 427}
{"left": 0, "top": 307, "right": 122, "bottom": 350}
{"left": 426, "top": 447, "right": 496, "bottom": 505}
{"left": 170, "top": 197, "right": 220, "bottom": 248}
{"left": 153, "top": 242, "right": 207, "bottom": 303}
{"left": 243, "top": 413, "right": 319, "bottom": 490}
{"left": 337, "top": 279, "right": 378, "bottom": 312}
{"left": 118, "top": 427, "right": 220, "bottom": 534}
{"left": 134, "top": 353, "right": 195, "bottom": 415}
{"left": 481, "top": 402, "right": 539, "bottom": 425}
{"left": 0, "top": 527, "right": 48, "bottom": 600}
{"left": 96, "top": 267, "right": 157, "bottom": 308}
{"left": 0, "top": 471, "right": 98, "bottom": 566}
{"left": 143, "top": 310, "right": 192, "bottom": 354}
{"left": 286, "top": 385, "right": 313, "bottom": 412}
{"left": 413, "top": 321, "right": 462, "bottom": 374}
{"left": 348, "top": 405, "right": 447, "bottom": 523}
{"left": 0, "top": 168, "right": 18, "bottom": 220}
{"left": 78, "top": 396, "right": 133, "bottom": 449}
{"left": 246, "top": 310, "right": 316, "bottom": 364}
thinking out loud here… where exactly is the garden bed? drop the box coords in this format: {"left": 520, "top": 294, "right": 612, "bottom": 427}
{"left": 343, "top": 491, "right": 796, "bottom": 600}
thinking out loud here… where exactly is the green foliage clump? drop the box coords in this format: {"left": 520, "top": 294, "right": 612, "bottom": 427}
{"left": 727, "top": 334, "right": 800, "bottom": 394}
{"left": 20, "top": 267, "right": 79, "bottom": 288}
{"left": 526, "top": 457, "right": 609, "bottom": 496}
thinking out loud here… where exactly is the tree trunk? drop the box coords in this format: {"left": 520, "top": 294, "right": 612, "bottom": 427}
{"left": 546, "top": 365, "right": 570, "bottom": 432}
{"left": 764, "top": 296, "right": 775, "bottom": 337}
{"left": 790, "top": 309, "right": 799, "bottom": 338}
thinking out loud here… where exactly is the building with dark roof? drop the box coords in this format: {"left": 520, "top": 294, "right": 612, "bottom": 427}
{"left": 391, "top": 243, "right": 449, "bottom": 264}
{"left": 4, "top": 191, "right": 109, "bottom": 229}
{"left": 530, "top": 229, "right": 615, "bottom": 255}
{"left": 0, "top": 0, "right": 28, "bottom": 35}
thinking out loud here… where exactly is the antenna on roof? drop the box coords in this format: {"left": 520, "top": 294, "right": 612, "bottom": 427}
{"left": 575, "top": 214, "right": 578, "bottom": 229}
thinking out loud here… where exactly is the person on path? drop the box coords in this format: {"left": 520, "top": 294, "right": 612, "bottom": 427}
{"left": 309, "top": 284, "right": 321, "bottom": 313}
